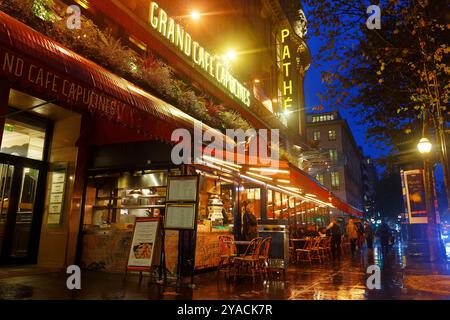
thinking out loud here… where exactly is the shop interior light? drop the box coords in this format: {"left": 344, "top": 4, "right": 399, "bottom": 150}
{"left": 202, "top": 155, "right": 242, "bottom": 169}
{"left": 272, "top": 98, "right": 278, "bottom": 103}
{"left": 248, "top": 167, "right": 289, "bottom": 174}
{"left": 246, "top": 172, "right": 273, "bottom": 181}
{"left": 75, "top": 0, "right": 89, "bottom": 9}
{"left": 306, "top": 193, "right": 316, "bottom": 197}
{"left": 277, "top": 179, "right": 290, "bottom": 184}
{"left": 129, "top": 189, "right": 143, "bottom": 199}
{"left": 254, "top": 79, "right": 261, "bottom": 83}
{"left": 219, "top": 177, "right": 234, "bottom": 184}
{"left": 240, "top": 174, "right": 266, "bottom": 186}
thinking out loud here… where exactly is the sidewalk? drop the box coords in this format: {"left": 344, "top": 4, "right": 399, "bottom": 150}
{"left": 0, "top": 242, "right": 449, "bottom": 300}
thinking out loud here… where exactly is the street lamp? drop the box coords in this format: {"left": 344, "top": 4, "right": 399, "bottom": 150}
{"left": 417, "top": 136, "right": 444, "bottom": 262}
{"left": 225, "top": 49, "right": 237, "bottom": 61}
{"left": 191, "top": 10, "right": 201, "bottom": 20}
{"left": 417, "top": 137, "right": 432, "bottom": 154}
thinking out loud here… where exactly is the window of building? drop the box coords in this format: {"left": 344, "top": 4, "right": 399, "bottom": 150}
{"left": 316, "top": 173, "right": 324, "bottom": 185}
{"left": 313, "top": 131, "right": 321, "bottom": 141}
{"left": 331, "top": 171, "right": 340, "bottom": 190}
{"left": 329, "top": 149, "right": 338, "bottom": 162}
{"left": 328, "top": 130, "right": 336, "bottom": 141}
{"left": 1, "top": 119, "right": 46, "bottom": 161}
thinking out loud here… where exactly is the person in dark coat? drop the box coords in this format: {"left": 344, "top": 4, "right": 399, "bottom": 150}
{"left": 364, "top": 222, "right": 374, "bottom": 250}
{"left": 327, "top": 219, "right": 342, "bottom": 261}
{"left": 377, "top": 219, "right": 392, "bottom": 254}
{"left": 242, "top": 201, "right": 258, "bottom": 241}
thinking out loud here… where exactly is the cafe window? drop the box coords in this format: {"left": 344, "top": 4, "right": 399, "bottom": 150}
{"left": 274, "top": 191, "right": 282, "bottom": 219}
{"left": 331, "top": 171, "right": 340, "bottom": 190}
{"left": 313, "top": 131, "right": 321, "bottom": 141}
{"left": 267, "top": 189, "right": 274, "bottom": 219}
{"left": 1, "top": 119, "right": 46, "bottom": 161}
{"left": 329, "top": 149, "right": 338, "bottom": 162}
{"left": 240, "top": 185, "right": 261, "bottom": 219}
{"left": 328, "top": 130, "right": 337, "bottom": 141}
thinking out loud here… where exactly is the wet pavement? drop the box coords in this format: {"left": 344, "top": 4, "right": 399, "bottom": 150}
{"left": 0, "top": 242, "right": 449, "bottom": 300}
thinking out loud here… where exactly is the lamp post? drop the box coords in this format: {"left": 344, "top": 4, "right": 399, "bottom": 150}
{"left": 417, "top": 137, "right": 444, "bottom": 262}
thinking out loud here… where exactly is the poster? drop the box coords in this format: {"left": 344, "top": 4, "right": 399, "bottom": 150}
{"left": 403, "top": 170, "right": 427, "bottom": 224}
{"left": 167, "top": 176, "right": 198, "bottom": 202}
{"left": 164, "top": 204, "right": 196, "bottom": 230}
{"left": 127, "top": 217, "right": 160, "bottom": 269}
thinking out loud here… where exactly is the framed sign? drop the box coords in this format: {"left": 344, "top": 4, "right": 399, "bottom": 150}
{"left": 47, "top": 162, "right": 68, "bottom": 226}
{"left": 167, "top": 176, "right": 198, "bottom": 202}
{"left": 164, "top": 203, "right": 196, "bottom": 230}
{"left": 127, "top": 217, "right": 161, "bottom": 271}
{"left": 402, "top": 170, "right": 427, "bottom": 224}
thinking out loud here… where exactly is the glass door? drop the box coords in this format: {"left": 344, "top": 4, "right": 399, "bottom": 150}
{"left": 0, "top": 163, "right": 14, "bottom": 256}
{"left": 0, "top": 161, "right": 44, "bottom": 264}
{"left": 11, "top": 167, "right": 39, "bottom": 258}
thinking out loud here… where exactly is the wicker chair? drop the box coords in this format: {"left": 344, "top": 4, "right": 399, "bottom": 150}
{"left": 258, "top": 237, "right": 272, "bottom": 278}
{"left": 233, "top": 237, "right": 263, "bottom": 282}
{"left": 217, "top": 235, "right": 237, "bottom": 279}
{"left": 296, "top": 238, "right": 313, "bottom": 265}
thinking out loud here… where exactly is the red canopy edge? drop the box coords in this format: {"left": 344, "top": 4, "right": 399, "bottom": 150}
{"left": 289, "top": 163, "right": 364, "bottom": 218}
{"left": 0, "top": 12, "right": 213, "bottom": 144}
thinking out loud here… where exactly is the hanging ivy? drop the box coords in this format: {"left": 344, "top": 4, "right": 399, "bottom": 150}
{"left": 0, "top": 0, "right": 297, "bottom": 162}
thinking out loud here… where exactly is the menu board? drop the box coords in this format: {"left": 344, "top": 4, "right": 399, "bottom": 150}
{"left": 167, "top": 176, "right": 198, "bottom": 202}
{"left": 127, "top": 217, "right": 160, "bottom": 270}
{"left": 47, "top": 163, "right": 68, "bottom": 226}
{"left": 164, "top": 204, "right": 196, "bottom": 230}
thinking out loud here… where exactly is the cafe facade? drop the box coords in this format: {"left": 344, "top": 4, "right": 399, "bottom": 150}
{"left": 0, "top": 1, "right": 362, "bottom": 272}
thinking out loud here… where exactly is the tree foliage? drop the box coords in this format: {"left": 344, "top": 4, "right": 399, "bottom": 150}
{"left": 303, "top": 0, "right": 449, "bottom": 154}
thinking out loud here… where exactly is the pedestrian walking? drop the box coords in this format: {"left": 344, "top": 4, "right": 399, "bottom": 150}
{"left": 356, "top": 221, "right": 364, "bottom": 250}
{"left": 346, "top": 219, "right": 359, "bottom": 257}
{"left": 377, "top": 219, "right": 392, "bottom": 254}
{"left": 364, "top": 221, "right": 374, "bottom": 250}
{"left": 327, "top": 219, "right": 342, "bottom": 261}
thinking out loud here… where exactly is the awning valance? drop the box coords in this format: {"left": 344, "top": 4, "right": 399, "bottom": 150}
{"left": 0, "top": 12, "right": 211, "bottom": 144}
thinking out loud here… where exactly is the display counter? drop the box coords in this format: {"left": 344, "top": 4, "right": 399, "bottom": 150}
{"left": 82, "top": 223, "right": 232, "bottom": 273}
{"left": 82, "top": 226, "right": 134, "bottom": 273}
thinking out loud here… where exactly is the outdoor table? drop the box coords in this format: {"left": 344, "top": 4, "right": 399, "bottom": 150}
{"left": 224, "top": 240, "right": 252, "bottom": 255}
{"left": 290, "top": 238, "right": 309, "bottom": 250}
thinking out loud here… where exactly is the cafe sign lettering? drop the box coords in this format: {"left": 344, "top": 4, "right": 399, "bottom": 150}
{"left": 281, "top": 29, "right": 294, "bottom": 112}
{"left": 0, "top": 49, "right": 118, "bottom": 119}
{"left": 149, "top": 1, "right": 251, "bottom": 107}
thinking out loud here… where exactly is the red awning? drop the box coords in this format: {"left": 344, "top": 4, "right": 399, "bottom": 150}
{"left": 289, "top": 164, "right": 364, "bottom": 218}
{"left": 0, "top": 12, "right": 207, "bottom": 144}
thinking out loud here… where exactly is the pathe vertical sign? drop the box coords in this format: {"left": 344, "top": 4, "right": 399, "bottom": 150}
{"left": 280, "top": 28, "right": 299, "bottom": 131}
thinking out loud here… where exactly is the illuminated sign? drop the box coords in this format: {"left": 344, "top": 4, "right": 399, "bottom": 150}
{"left": 281, "top": 29, "right": 293, "bottom": 112}
{"left": 149, "top": 2, "right": 251, "bottom": 107}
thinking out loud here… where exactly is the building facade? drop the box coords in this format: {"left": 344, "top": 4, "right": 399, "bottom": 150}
{"left": 0, "top": 0, "right": 361, "bottom": 271}
{"left": 306, "top": 111, "right": 364, "bottom": 211}
{"left": 361, "top": 154, "right": 378, "bottom": 219}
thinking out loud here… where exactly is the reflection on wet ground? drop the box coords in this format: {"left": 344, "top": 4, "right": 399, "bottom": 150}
{"left": 0, "top": 241, "right": 449, "bottom": 300}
